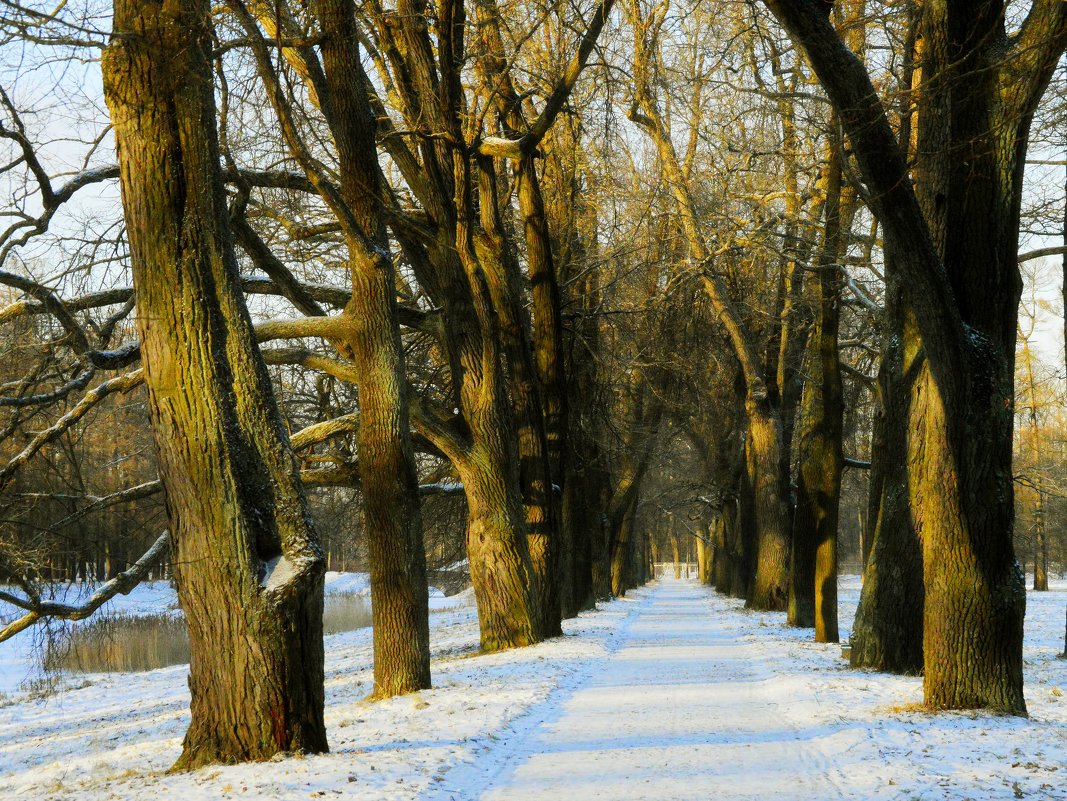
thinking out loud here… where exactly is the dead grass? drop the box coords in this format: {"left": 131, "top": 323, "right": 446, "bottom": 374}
{"left": 44, "top": 614, "right": 189, "bottom": 674}
{"left": 45, "top": 592, "right": 375, "bottom": 674}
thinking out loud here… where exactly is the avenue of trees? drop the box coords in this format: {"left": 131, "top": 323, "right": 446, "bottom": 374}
{"left": 0, "top": 0, "right": 1065, "bottom": 768}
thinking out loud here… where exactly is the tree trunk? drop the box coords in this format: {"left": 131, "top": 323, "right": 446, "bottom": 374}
{"left": 716, "top": 496, "right": 747, "bottom": 598}
{"left": 458, "top": 450, "right": 541, "bottom": 651}
{"left": 1034, "top": 489, "right": 1048, "bottom": 591}
{"left": 611, "top": 495, "right": 639, "bottom": 596}
{"left": 472, "top": 158, "right": 561, "bottom": 641}
{"left": 745, "top": 401, "right": 791, "bottom": 611}
{"left": 850, "top": 310, "right": 924, "bottom": 673}
{"left": 791, "top": 128, "right": 847, "bottom": 640}
{"left": 911, "top": 352, "right": 1024, "bottom": 712}
{"left": 313, "top": 0, "right": 431, "bottom": 697}
{"left": 518, "top": 152, "right": 570, "bottom": 626}
{"left": 672, "top": 531, "right": 681, "bottom": 580}
{"left": 103, "top": 0, "right": 327, "bottom": 768}
{"left": 696, "top": 535, "right": 711, "bottom": 585}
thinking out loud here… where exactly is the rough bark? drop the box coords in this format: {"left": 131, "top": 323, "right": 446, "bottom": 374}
{"left": 458, "top": 452, "right": 542, "bottom": 651}
{"left": 474, "top": 159, "right": 560, "bottom": 639}
{"left": 744, "top": 401, "right": 791, "bottom": 611}
{"left": 103, "top": 0, "right": 327, "bottom": 767}
{"left": 763, "top": 0, "right": 1065, "bottom": 716}
{"left": 610, "top": 494, "right": 639, "bottom": 596}
{"left": 1033, "top": 489, "right": 1048, "bottom": 591}
{"left": 313, "top": 0, "right": 431, "bottom": 696}
{"left": 791, "top": 127, "right": 848, "bottom": 640}
{"left": 849, "top": 307, "right": 924, "bottom": 674}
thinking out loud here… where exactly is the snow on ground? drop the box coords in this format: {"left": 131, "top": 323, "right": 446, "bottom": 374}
{"left": 0, "top": 574, "right": 1064, "bottom": 800}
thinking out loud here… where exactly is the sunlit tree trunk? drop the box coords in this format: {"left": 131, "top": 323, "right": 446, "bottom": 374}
{"left": 312, "top": 0, "right": 431, "bottom": 696}
{"left": 103, "top": 0, "right": 327, "bottom": 767}
{"left": 744, "top": 401, "right": 791, "bottom": 610}
{"left": 474, "top": 158, "right": 560, "bottom": 639}
{"left": 791, "top": 117, "right": 853, "bottom": 641}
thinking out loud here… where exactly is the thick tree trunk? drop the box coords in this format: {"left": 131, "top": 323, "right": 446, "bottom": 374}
{"left": 444, "top": 278, "right": 543, "bottom": 652}
{"left": 457, "top": 449, "right": 541, "bottom": 652}
{"left": 907, "top": 1, "right": 1031, "bottom": 714}
{"left": 474, "top": 160, "right": 561, "bottom": 640}
{"left": 850, "top": 314, "right": 924, "bottom": 674}
{"left": 103, "top": 0, "right": 327, "bottom": 768}
{"left": 745, "top": 401, "right": 791, "bottom": 611}
{"left": 314, "top": 0, "right": 430, "bottom": 697}
{"left": 518, "top": 153, "right": 570, "bottom": 626}
{"left": 912, "top": 356, "right": 1024, "bottom": 712}
{"left": 441, "top": 148, "right": 544, "bottom": 654}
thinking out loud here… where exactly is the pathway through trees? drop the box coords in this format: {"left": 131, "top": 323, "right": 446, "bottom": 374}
{"left": 432, "top": 576, "right": 848, "bottom": 800}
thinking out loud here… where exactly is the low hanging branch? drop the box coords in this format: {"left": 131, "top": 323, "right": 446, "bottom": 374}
{"left": 0, "top": 368, "right": 144, "bottom": 492}
{"left": 0, "top": 530, "right": 170, "bottom": 644}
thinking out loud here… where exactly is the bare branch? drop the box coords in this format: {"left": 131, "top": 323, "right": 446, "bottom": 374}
{"left": 0, "top": 531, "right": 170, "bottom": 644}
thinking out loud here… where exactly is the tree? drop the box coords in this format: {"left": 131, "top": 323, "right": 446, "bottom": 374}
{"left": 624, "top": 0, "right": 802, "bottom": 611}
{"left": 102, "top": 0, "right": 327, "bottom": 765}
{"left": 224, "top": 0, "right": 433, "bottom": 698}
{"left": 764, "top": 0, "right": 1067, "bottom": 714}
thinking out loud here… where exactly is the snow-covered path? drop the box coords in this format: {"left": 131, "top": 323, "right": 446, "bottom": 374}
{"left": 429, "top": 575, "right": 1066, "bottom": 801}
{"left": 2, "top": 573, "right": 1065, "bottom": 800}
{"left": 433, "top": 577, "right": 850, "bottom": 800}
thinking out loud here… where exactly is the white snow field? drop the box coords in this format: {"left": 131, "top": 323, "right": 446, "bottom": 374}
{"left": 0, "top": 574, "right": 1064, "bottom": 800}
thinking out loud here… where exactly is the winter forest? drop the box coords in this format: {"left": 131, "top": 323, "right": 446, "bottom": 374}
{"left": 0, "top": 0, "right": 1065, "bottom": 798}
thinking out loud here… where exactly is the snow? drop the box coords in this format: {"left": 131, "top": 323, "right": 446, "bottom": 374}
{"left": 0, "top": 574, "right": 1064, "bottom": 800}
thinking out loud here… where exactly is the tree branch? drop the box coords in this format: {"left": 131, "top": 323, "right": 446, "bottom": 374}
{"left": 0, "top": 530, "right": 170, "bottom": 644}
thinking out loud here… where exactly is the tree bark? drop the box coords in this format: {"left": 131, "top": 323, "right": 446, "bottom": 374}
{"left": 791, "top": 126, "right": 848, "bottom": 641}
{"left": 744, "top": 401, "right": 791, "bottom": 611}
{"left": 849, "top": 305, "right": 924, "bottom": 674}
{"left": 611, "top": 494, "right": 640, "bottom": 596}
{"left": 458, "top": 452, "right": 542, "bottom": 651}
{"left": 313, "top": 0, "right": 431, "bottom": 697}
{"left": 103, "top": 0, "right": 327, "bottom": 767}
{"left": 473, "top": 159, "right": 561, "bottom": 639}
